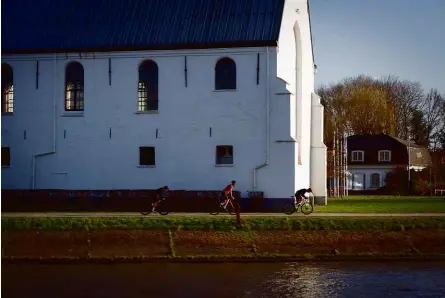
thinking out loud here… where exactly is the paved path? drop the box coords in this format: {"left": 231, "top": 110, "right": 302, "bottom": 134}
{"left": 2, "top": 212, "right": 445, "bottom": 218}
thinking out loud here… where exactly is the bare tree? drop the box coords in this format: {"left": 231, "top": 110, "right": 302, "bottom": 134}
{"left": 317, "top": 75, "right": 441, "bottom": 148}
{"left": 379, "top": 76, "right": 424, "bottom": 139}
{"left": 421, "top": 89, "right": 445, "bottom": 149}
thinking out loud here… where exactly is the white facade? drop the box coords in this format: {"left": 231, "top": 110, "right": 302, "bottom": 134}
{"left": 347, "top": 165, "right": 427, "bottom": 191}
{"left": 347, "top": 166, "right": 396, "bottom": 190}
{"left": 1, "top": 0, "right": 327, "bottom": 202}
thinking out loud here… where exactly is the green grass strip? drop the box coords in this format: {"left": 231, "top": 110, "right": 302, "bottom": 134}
{"left": 2, "top": 216, "right": 445, "bottom": 231}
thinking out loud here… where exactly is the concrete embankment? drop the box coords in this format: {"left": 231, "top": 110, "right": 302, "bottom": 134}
{"left": 2, "top": 217, "right": 445, "bottom": 263}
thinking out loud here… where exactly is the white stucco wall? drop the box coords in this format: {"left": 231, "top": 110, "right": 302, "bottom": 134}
{"left": 310, "top": 93, "right": 327, "bottom": 203}
{"left": 273, "top": 0, "right": 326, "bottom": 201}
{"left": 1, "top": 0, "right": 325, "bottom": 200}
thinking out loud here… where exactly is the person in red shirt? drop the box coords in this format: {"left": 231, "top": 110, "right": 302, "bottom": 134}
{"left": 221, "top": 180, "right": 236, "bottom": 208}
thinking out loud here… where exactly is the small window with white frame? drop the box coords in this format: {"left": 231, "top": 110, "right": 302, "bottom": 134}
{"left": 378, "top": 150, "right": 391, "bottom": 162}
{"left": 351, "top": 150, "right": 364, "bottom": 162}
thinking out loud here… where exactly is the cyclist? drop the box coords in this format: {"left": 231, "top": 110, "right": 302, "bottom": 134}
{"left": 152, "top": 186, "right": 169, "bottom": 212}
{"left": 295, "top": 187, "right": 312, "bottom": 204}
{"left": 221, "top": 180, "right": 236, "bottom": 209}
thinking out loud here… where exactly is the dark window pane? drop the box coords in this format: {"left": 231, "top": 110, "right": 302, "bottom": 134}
{"left": 2, "top": 147, "right": 11, "bottom": 166}
{"left": 371, "top": 173, "right": 380, "bottom": 188}
{"left": 138, "top": 60, "right": 158, "bottom": 111}
{"left": 139, "top": 147, "right": 155, "bottom": 166}
{"left": 215, "top": 58, "right": 236, "bottom": 90}
{"left": 65, "top": 62, "right": 84, "bottom": 111}
{"left": 1, "top": 64, "right": 14, "bottom": 113}
{"left": 216, "top": 145, "right": 233, "bottom": 164}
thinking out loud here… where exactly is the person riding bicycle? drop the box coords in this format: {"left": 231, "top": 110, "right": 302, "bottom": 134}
{"left": 295, "top": 187, "right": 312, "bottom": 205}
{"left": 221, "top": 180, "right": 236, "bottom": 209}
{"left": 152, "top": 186, "right": 169, "bottom": 212}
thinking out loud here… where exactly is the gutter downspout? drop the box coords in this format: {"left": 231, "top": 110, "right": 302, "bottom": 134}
{"left": 31, "top": 54, "right": 57, "bottom": 189}
{"left": 253, "top": 47, "right": 271, "bottom": 191}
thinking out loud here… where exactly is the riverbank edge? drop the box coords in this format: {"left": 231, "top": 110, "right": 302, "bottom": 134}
{"left": 3, "top": 216, "right": 445, "bottom": 231}
{"left": 3, "top": 254, "right": 445, "bottom": 264}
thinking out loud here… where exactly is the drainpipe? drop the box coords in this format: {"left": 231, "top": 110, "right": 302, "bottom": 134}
{"left": 31, "top": 53, "right": 57, "bottom": 189}
{"left": 253, "top": 47, "right": 271, "bottom": 191}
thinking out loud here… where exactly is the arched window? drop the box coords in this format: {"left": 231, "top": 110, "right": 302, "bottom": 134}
{"left": 2, "top": 64, "right": 14, "bottom": 113}
{"left": 371, "top": 173, "right": 380, "bottom": 188}
{"left": 215, "top": 57, "right": 236, "bottom": 90}
{"left": 65, "top": 62, "right": 84, "bottom": 111}
{"left": 138, "top": 60, "right": 158, "bottom": 111}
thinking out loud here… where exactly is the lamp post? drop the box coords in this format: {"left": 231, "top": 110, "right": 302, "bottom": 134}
{"left": 408, "top": 139, "right": 411, "bottom": 193}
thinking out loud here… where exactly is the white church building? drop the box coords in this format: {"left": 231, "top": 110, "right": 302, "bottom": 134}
{"left": 1, "top": 0, "right": 327, "bottom": 204}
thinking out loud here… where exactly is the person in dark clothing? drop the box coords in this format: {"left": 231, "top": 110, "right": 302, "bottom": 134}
{"left": 294, "top": 187, "right": 312, "bottom": 204}
{"left": 152, "top": 186, "right": 169, "bottom": 212}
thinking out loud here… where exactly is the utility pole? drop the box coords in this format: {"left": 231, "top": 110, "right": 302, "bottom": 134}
{"left": 408, "top": 139, "right": 411, "bottom": 194}
{"left": 344, "top": 133, "right": 348, "bottom": 197}
{"left": 333, "top": 131, "right": 337, "bottom": 197}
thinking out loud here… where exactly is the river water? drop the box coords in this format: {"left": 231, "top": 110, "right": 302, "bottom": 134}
{"left": 2, "top": 262, "right": 445, "bottom": 298}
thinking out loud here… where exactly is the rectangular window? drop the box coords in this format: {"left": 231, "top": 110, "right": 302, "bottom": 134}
{"left": 138, "top": 82, "right": 158, "bottom": 111}
{"left": 216, "top": 145, "right": 233, "bottom": 165}
{"left": 2, "top": 85, "right": 14, "bottom": 113}
{"left": 371, "top": 173, "right": 380, "bottom": 188}
{"left": 351, "top": 151, "right": 364, "bottom": 162}
{"left": 139, "top": 147, "right": 155, "bottom": 166}
{"left": 378, "top": 150, "right": 391, "bottom": 162}
{"left": 65, "top": 82, "right": 84, "bottom": 111}
{"left": 2, "top": 147, "right": 11, "bottom": 166}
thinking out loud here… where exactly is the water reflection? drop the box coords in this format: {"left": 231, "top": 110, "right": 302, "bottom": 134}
{"left": 2, "top": 262, "right": 445, "bottom": 298}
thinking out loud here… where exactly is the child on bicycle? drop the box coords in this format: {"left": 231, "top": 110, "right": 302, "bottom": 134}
{"left": 221, "top": 180, "right": 236, "bottom": 209}
{"left": 295, "top": 187, "right": 312, "bottom": 204}
{"left": 152, "top": 186, "right": 169, "bottom": 212}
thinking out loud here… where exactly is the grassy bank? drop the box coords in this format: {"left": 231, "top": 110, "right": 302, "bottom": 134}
{"left": 3, "top": 229, "right": 445, "bottom": 263}
{"left": 318, "top": 196, "right": 445, "bottom": 213}
{"left": 2, "top": 216, "right": 445, "bottom": 231}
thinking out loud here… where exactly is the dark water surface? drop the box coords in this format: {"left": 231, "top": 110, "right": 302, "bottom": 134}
{"left": 2, "top": 262, "right": 445, "bottom": 298}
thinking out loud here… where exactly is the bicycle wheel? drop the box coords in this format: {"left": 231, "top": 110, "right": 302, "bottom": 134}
{"left": 156, "top": 203, "right": 169, "bottom": 216}
{"left": 300, "top": 203, "right": 313, "bottom": 215}
{"left": 141, "top": 211, "right": 152, "bottom": 216}
{"left": 210, "top": 198, "right": 223, "bottom": 215}
{"left": 283, "top": 203, "right": 296, "bottom": 215}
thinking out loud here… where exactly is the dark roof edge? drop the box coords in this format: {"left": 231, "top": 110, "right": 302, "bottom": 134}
{"left": 306, "top": 0, "right": 315, "bottom": 65}
{"left": 2, "top": 41, "right": 278, "bottom": 55}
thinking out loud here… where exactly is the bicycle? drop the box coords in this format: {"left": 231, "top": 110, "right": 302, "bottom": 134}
{"left": 141, "top": 198, "right": 169, "bottom": 216}
{"left": 282, "top": 195, "right": 313, "bottom": 215}
{"left": 210, "top": 194, "right": 236, "bottom": 215}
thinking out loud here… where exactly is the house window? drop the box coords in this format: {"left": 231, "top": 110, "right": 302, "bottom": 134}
{"left": 139, "top": 147, "right": 155, "bottom": 166}
{"left": 2, "top": 64, "right": 14, "bottom": 113}
{"left": 378, "top": 150, "right": 391, "bottom": 162}
{"left": 2, "top": 147, "right": 11, "bottom": 167}
{"left": 216, "top": 145, "right": 234, "bottom": 165}
{"left": 138, "top": 60, "right": 158, "bottom": 111}
{"left": 371, "top": 173, "right": 380, "bottom": 188}
{"left": 215, "top": 58, "right": 236, "bottom": 90}
{"left": 351, "top": 150, "right": 364, "bottom": 162}
{"left": 65, "top": 62, "right": 84, "bottom": 111}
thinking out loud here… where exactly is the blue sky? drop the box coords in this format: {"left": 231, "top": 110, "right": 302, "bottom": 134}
{"left": 310, "top": 0, "right": 445, "bottom": 94}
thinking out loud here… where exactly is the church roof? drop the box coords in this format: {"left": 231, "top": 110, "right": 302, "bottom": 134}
{"left": 2, "top": 0, "right": 285, "bottom": 54}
